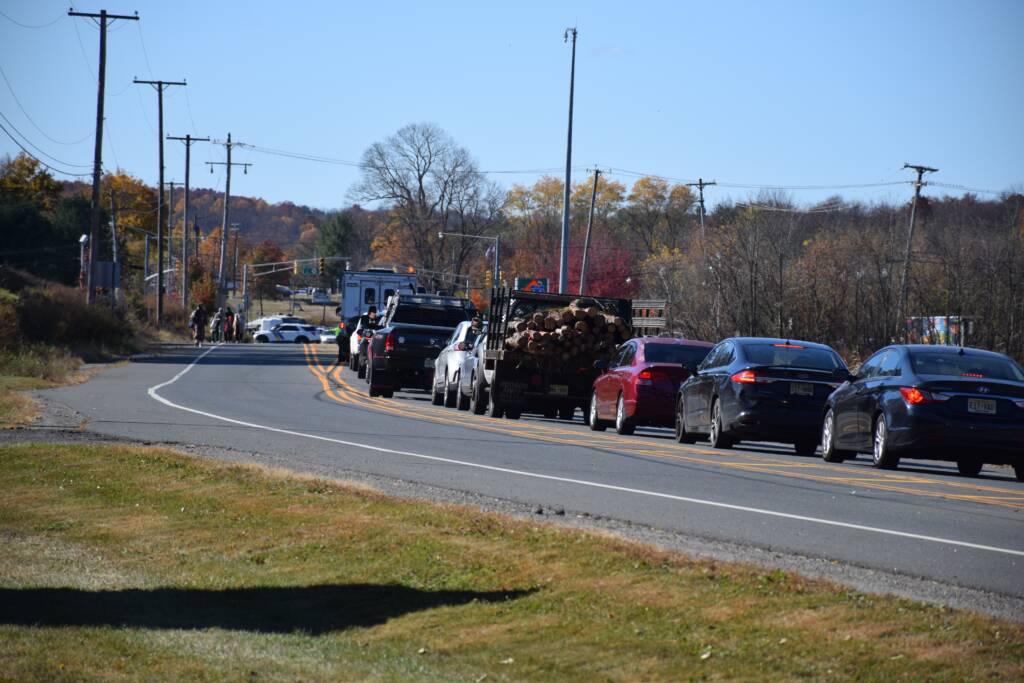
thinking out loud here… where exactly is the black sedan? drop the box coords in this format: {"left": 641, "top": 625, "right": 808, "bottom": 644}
{"left": 821, "top": 345, "right": 1024, "bottom": 480}
{"left": 675, "top": 337, "right": 850, "bottom": 455}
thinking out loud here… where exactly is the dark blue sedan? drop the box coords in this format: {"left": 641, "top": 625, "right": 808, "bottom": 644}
{"left": 821, "top": 345, "right": 1024, "bottom": 480}
{"left": 675, "top": 337, "right": 850, "bottom": 455}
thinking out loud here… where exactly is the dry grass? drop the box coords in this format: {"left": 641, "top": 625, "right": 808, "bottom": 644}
{"left": 0, "top": 442, "right": 1021, "bottom": 682}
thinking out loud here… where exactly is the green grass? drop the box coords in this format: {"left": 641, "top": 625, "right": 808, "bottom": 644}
{"left": 1, "top": 443, "right": 1021, "bottom": 682}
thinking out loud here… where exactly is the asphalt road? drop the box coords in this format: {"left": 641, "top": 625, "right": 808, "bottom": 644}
{"left": 43, "top": 343, "right": 1024, "bottom": 606}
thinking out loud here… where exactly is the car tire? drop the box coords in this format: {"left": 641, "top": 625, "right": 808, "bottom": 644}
{"left": 486, "top": 392, "right": 504, "bottom": 419}
{"left": 505, "top": 407, "right": 521, "bottom": 420}
{"left": 255, "top": 336, "right": 268, "bottom": 344}
{"left": 357, "top": 359, "right": 367, "bottom": 379}
{"left": 871, "top": 415, "right": 899, "bottom": 469}
{"left": 674, "top": 395, "right": 698, "bottom": 444}
{"left": 444, "top": 375, "right": 458, "bottom": 408}
{"left": 349, "top": 354, "right": 358, "bottom": 371}
{"left": 470, "top": 374, "right": 488, "bottom": 415}
{"left": 709, "top": 399, "right": 733, "bottom": 449}
{"left": 559, "top": 405, "right": 574, "bottom": 421}
{"left": 431, "top": 379, "right": 444, "bottom": 405}
{"left": 820, "top": 409, "right": 852, "bottom": 463}
{"left": 382, "top": 390, "right": 394, "bottom": 399}
{"left": 956, "top": 459, "right": 983, "bottom": 477}
{"left": 1014, "top": 463, "right": 1024, "bottom": 482}
{"left": 589, "top": 392, "right": 607, "bottom": 432}
{"left": 543, "top": 408, "right": 557, "bottom": 419}
{"left": 614, "top": 394, "right": 635, "bottom": 436}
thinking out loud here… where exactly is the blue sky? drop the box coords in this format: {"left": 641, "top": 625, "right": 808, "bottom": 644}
{"left": 2, "top": 0, "right": 1022, "bottom": 210}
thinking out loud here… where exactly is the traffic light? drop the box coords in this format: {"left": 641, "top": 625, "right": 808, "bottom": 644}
{"left": 485, "top": 269, "right": 492, "bottom": 286}
{"left": 292, "top": 260, "right": 299, "bottom": 274}
{"left": 318, "top": 257, "right": 325, "bottom": 275}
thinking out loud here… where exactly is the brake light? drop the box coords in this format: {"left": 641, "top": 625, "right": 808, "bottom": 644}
{"left": 772, "top": 343, "right": 805, "bottom": 349}
{"left": 961, "top": 372, "right": 984, "bottom": 378}
{"left": 637, "top": 369, "right": 669, "bottom": 383}
{"left": 384, "top": 332, "right": 396, "bottom": 353}
{"left": 899, "top": 387, "right": 950, "bottom": 405}
{"left": 731, "top": 370, "right": 759, "bottom": 384}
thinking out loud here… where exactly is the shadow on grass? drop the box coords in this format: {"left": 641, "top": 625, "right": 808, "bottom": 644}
{"left": 0, "top": 583, "right": 534, "bottom": 635}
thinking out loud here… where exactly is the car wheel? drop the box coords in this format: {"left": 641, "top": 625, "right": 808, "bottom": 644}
{"left": 709, "top": 399, "right": 733, "bottom": 449}
{"left": 674, "top": 395, "right": 697, "bottom": 444}
{"left": 382, "top": 390, "right": 394, "bottom": 399}
{"left": 367, "top": 364, "right": 379, "bottom": 398}
{"left": 349, "top": 354, "right": 358, "bottom": 371}
{"left": 871, "top": 415, "right": 899, "bottom": 469}
{"left": 431, "top": 377, "right": 444, "bottom": 405}
{"left": 543, "top": 408, "right": 557, "bottom": 419}
{"left": 1014, "top": 463, "right": 1024, "bottom": 482}
{"left": 505, "top": 407, "right": 521, "bottom": 420}
{"left": 559, "top": 405, "right": 574, "bottom": 421}
{"left": 470, "top": 374, "right": 487, "bottom": 415}
{"left": 956, "top": 459, "right": 983, "bottom": 477}
{"left": 357, "top": 359, "right": 367, "bottom": 379}
{"left": 820, "top": 409, "right": 852, "bottom": 463}
{"left": 444, "top": 374, "right": 458, "bottom": 408}
{"left": 589, "top": 392, "right": 607, "bottom": 432}
{"left": 486, "top": 392, "right": 504, "bottom": 419}
{"left": 456, "top": 380, "right": 471, "bottom": 411}
{"left": 255, "top": 336, "right": 268, "bottom": 344}
{"left": 614, "top": 394, "right": 635, "bottom": 436}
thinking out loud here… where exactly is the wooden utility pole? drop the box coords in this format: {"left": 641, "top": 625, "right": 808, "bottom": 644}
{"left": 686, "top": 178, "right": 717, "bottom": 237}
{"left": 68, "top": 9, "right": 138, "bottom": 304}
{"left": 559, "top": 27, "right": 577, "bottom": 294}
{"left": 579, "top": 168, "right": 604, "bottom": 295}
{"left": 167, "top": 134, "right": 209, "bottom": 311}
{"left": 897, "top": 163, "right": 938, "bottom": 340}
{"left": 206, "top": 134, "right": 252, "bottom": 304}
{"left": 135, "top": 78, "right": 186, "bottom": 326}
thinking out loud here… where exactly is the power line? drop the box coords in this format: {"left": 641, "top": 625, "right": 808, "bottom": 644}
{"left": 135, "top": 21, "right": 155, "bottom": 79}
{"left": 929, "top": 181, "right": 1006, "bottom": 196}
{"left": 0, "top": 111, "right": 92, "bottom": 168}
{"left": 0, "top": 65, "right": 92, "bottom": 146}
{"left": 0, "top": 9, "right": 63, "bottom": 29}
{"left": 0, "top": 121, "right": 92, "bottom": 177}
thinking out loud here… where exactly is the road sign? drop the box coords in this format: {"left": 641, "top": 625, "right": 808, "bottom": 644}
{"left": 515, "top": 277, "right": 548, "bottom": 293}
{"left": 302, "top": 266, "right": 316, "bottom": 276}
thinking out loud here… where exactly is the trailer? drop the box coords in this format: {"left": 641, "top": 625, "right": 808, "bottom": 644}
{"left": 335, "top": 268, "right": 419, "bottom": 320}
{"left": 474, "top": 288, "right": 633, "bottom": 421}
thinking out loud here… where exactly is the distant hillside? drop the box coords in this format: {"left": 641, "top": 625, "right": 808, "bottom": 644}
{"left": 60, "top": 180, "right": 330, "bottom": 251}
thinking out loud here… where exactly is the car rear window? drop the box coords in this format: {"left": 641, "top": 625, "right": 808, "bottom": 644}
{"left": 644, "top": 344, "right": 711, "bottom": 366}
{"left": 394, "top": 304, "right": 470, "bottom": 327}
{"left": 741, "top": 343, "right": 845, "bottom": 371}
{"left": 910, "top": 351, "right": 1024, "bottom": 381}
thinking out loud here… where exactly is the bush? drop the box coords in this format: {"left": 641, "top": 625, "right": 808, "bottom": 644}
{"left": 0, "top": 343, "right": 80, "bottom": 382}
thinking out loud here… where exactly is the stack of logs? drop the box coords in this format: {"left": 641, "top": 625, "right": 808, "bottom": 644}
{"left": 504, "top": 300, "right": 632, "bottom": 361}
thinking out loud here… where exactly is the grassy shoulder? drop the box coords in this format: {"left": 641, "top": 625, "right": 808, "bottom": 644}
{"left": 1, "top": 443, "right": 1021, "bottom": 681}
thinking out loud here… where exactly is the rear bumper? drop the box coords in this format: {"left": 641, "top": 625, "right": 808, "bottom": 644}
{"left": 372, "top": 354, "right": 438, "bottom": 387}
{"left": 888, "top": 412, "right": 1024, "bottom": 463}
{"left": 631, "top": 387, "right": 677, "bottom": 426}
{"left": 724, "top": 400, "right": 825, "bottom": 442}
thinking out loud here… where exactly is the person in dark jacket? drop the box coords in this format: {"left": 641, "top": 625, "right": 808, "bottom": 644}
{"left": 188, "top": 304, "right": 208, "bottom": 348}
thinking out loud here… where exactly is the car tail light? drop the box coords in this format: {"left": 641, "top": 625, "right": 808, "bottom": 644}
{"left": 899, "top": 387, "right": 950, "bottom": 405}
{"left": 637, "top": 369, "right": 669, "bottom": 384}
{"left": 731, "top": 370, "right": 759, "bottom": 384}
{"left": 772, "top": 343, "right": 805, "bottom": 349}
{"left": 384, "top": 332, "right": 396, "bottom": 353}
{"left": 961, "top": 372, "right": 984, "bottom": 378}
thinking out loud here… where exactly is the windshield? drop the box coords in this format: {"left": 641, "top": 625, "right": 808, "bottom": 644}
{"left": 741, "top": 343, "right": 845, "bottom": 372}
{"left": 393, "top": 304, "right": 470, "bottom": 327}
{"left": 910, "top": 351, "right": 1024, "bottom": 381}
{"left": 644, "top": 344, "right": 711, "bottom": 366}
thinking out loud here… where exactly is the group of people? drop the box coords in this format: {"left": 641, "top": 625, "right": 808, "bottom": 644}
{"left": 188, "top": 304, "right": 246, "bottom": 348}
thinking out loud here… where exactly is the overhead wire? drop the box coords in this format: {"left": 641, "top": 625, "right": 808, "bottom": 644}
{"left": 0, "top": 120, "right": 92, "bottom": 177}
{"left": 0, "top": 65, "right": 92, "bottom": 145}
{"left": 0, "top": 9, "right": 63, "bottom": 29}
{"left": 0, "top": 111, "right": 91, "bottom": 167}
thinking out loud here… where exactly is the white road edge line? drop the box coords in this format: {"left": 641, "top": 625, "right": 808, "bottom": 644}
{"left": 148, "top": 345, "right": 1024, "bottom": 559}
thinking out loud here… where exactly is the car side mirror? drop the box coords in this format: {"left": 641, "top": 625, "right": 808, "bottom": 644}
{"left": 593, "top": 360, "right": 608, "bottom": 372}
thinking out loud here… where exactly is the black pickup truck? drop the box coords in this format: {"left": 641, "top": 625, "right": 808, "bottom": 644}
{"left": 365, "top": 293, "right": 475, "bottom": 397}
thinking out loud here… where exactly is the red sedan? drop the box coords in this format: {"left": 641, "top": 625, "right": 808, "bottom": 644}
{"left": 589, "top": 337, "right": 714, "bottom": 435}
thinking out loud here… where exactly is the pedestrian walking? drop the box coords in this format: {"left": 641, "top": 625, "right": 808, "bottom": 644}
{"left": 210, "top": 308, "right": 224, "bottom": 343}
{"left": 224, "top": 307, "right": 235, "bottom": 342}
{"left": 233, "top": 311, "right": 246, "bottom": 342}
{"left": 188, "top": 304, "right": 208, "bottom": 348}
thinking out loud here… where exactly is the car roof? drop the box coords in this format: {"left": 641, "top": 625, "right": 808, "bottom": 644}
{"left": 884, "top": 344, "right": 1015, "bottom": 360}
{"left": 633, "top": 336, "right": 714, "bottom": 348}
{"left": 725, "top": 336, "right": 838, "bottom": 351}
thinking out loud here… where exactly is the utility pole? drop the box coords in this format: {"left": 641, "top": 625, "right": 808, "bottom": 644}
{"left": 165, "top": 180, "right": 176, "bottom": 300}
{"left": 686, "top": 178, "right": 717, "bottom": 237}
{"left": 134, "top": 78, "right": 186, "bottom": 326}
{"left": 579, "top": 168, "right": 604, "bottom": 295}
{"left": 230, "top": 224, "right": 240, "bottom": 296}
{"left": 206, "top": 133, "right": 251, "bottom": 304}
{"left": 897, "top": 163, "right": 938, "bottom": 341}
{"left": 559, "top": 27, "right": 577, "bottom": 294}
{"left": 109, "top": 190, "right": 119, "bottom": 304}
{"left": 167, "top": 134, "right": 209, "bottom": 312}
{"left": 69, "top": 9, "right": 139, "bottom": 305}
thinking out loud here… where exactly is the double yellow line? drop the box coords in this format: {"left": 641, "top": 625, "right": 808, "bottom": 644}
{"left": 301, "top": 344, "right": 1024, "bottom": 510}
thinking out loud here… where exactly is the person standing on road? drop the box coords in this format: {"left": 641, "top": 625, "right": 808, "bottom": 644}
{"left": 224, "top": 307, "right": 235, "bottom": 343}
{"left": 233, "top": 311, "right": 245, "bottom": 343}
{"left": 210, "top": 308, "right": 223, "bottom": 343}
{"left": 188, "top": 304, "right": 208, "bottom": 348}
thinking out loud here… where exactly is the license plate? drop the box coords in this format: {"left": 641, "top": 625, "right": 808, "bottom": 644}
{"left": 424, "top": 358, "right": 434, "bottom": 368}
{"left": 790, "top": 382, "right": 814, "bottom": 396}
{"left": 549, "top": 384, "right": 569, "bottom": 396}
{"left": 967, "top": 398, "right": 996, "bottom": 414}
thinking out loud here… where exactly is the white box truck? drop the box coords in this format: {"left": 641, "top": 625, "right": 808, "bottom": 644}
{"left": 336, "top": 268, "right": 419, "bottom": 320}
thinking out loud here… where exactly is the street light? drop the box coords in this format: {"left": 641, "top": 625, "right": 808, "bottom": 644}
{"left": 437, "top": 231, "right": 501, "bottom": 290}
